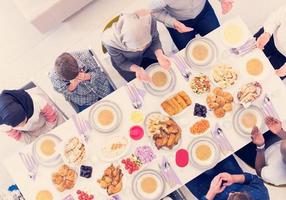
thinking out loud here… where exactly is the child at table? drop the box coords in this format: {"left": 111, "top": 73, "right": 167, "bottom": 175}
{"left": 102, "top": 10, "right": 171, "bottom": 82}
{"left": 149, "top": 0, "right": 234, "bottom": 50}
{"left": 0, "top": 89, "right": 58, "bottom": 144}
{"left": 255, "top": 4, "right": 286, "bottom": 79}
{"left": 50, "top": 50, "right": 115, "bottom": 112}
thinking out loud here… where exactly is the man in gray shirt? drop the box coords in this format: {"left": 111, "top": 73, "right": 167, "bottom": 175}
{"left": 149, "top": 0, "right": 234, "bottom": 50}
{"left": 102, "top": 10, "right": 171, "bottom": 82}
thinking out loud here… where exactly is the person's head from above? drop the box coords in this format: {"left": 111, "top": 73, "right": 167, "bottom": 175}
{"left": 280, "top": 139, "right": 286, "bottom": 164}
{"left": 55, "top": 53, "right": 80, "bottom": 81}
{"left": 104, "top": 9, "right": 153, "bottom": 52}
{"left": 227, "top": 192, "right": 253, "bottom": 200}
{"left": 0, "top": 90, "right": 34, "bottom": 128}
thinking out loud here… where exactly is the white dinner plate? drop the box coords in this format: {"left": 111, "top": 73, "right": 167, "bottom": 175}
{"left": 232, "top": 105, "right": 264, "bottom": 138}
{"left": 89, "top": 100, "right": 122, "bottom": 134}
{"left": 185, "top": 37, "right": 218, "bottom": 70}
{"left": 143, "top": 63, "right": 176, "bottom": 96}
{"left": 188, "top": 137, "right": 220, "bottom": 170}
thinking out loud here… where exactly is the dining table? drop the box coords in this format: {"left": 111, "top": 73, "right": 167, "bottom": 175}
{"left": 3, "top": 16, "right": 286, "bottom": 200}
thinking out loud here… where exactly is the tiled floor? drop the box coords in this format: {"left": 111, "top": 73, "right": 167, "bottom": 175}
{"left": 0, "top": 0, "right": 286, "bottom": 199}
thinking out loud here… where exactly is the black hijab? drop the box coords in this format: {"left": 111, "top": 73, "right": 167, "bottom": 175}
{"left": 0, "top": 90, "right": 34, "bottom": 127}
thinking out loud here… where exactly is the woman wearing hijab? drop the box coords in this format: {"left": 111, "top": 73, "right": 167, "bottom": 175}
{"left": 0, "top": 89, "right": 58, "bottom": 144}
{"left": 149, "top": 0, "right": 234, "bottom": 50}
{"left": 102, "top": 10, "right": 171, "bottom": 82}
{"left": 50, "top": 50, "right": 114, "bottom": 112}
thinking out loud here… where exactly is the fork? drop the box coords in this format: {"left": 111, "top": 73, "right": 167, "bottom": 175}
{"left": 125, "top": 84, "right": 139, "bottom": 109}
{"left": 130, "top": 84, "right": 143, "bottom": 109}
{"left": 176, "top": 54, "right": 192, "bottom": 79}
{"left": 72, "top": 116, "right": 90, "bottom": 142}
{"left": 19, "top": 152, "right": 38, "bottom": 180}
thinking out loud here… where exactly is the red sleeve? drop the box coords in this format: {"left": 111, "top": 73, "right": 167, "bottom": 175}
{"left": 7, "top": 129, "right": 22, "bottom": 141}
{"left": 41, "top": 104, "right": 58, "bottom": 123}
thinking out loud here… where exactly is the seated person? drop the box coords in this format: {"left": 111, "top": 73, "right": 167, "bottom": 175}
{"left": 236, "top": 116, "right": 284, "bottom": 168}
{"left": 0, "top": 89, "right": 58, "bottom": 144}
{"left": 102, "top": 10, "right": 171, "bottom": 82}
{"left": 50, "top": 50, "right": 114, "bottom": 112}
{"left": 166, "top": 155, "right": 269, "bottom": 200}
{"left": 255, "top": 5, "right": 286, "bottom": 78}
{"left": 149, "top": 0, "right": 234, "bottom": 50}
{"left": 251, "top": 120, "right": 286, "bottom": 186}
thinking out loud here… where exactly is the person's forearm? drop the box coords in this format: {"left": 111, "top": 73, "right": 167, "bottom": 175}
{"left": 205, "top": 191, "right": 216, "bottom": 200}
{"left": 68, "top": 80, "right": 80, "bottom": 92}
{"left": 231, "top": 174, "right": 246, "bottom": 184}
{"left": 255, "top": 150, "right": 266, "bottom": 176}
{"left": 155, "top": 49, "right": 164, "bottom": 58}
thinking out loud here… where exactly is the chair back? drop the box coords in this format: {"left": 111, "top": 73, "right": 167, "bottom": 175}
{"left": 102, "top": 15, "right": 120, "bottom": 54}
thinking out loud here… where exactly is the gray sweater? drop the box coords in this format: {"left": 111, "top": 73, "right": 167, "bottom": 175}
{"left": 103, "top": 18, "right": 162, "bottom": 72}
{"left": 150, "top": 0, "right": 207, "bottom": 28}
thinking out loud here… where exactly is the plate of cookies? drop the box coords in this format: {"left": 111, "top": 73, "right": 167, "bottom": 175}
{"left": 206, "top": 87, "right": 234, "bottom": 118}
{"left": 160, "top": 91, "right": 192, "bottom": 117}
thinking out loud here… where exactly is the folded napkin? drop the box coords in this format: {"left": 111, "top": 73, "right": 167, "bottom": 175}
{"left": 211, "top": 124, "right": 234, "bottom": 153}
{"left": 160, "top": 156, "right": 182, "bottom": 188}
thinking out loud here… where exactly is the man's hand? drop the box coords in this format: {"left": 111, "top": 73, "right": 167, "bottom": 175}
{"left": 265, "top": 116, "right": 283, "bottom": 134}
{"left": 206, "top": 175, "right": 226, "bottom": 200}
{"left": 218, "top": 172, "right": 234, "bottom": 186}
{"left": 251, "top": 126, "right": 265, "bottom": 147}
{"left": 77, "top": 72, "right": 91, "bottom": 81}
{"left": 221, "top": 0, "right": 234, "bottom": 15}
{"left": 256, "top": 32, "right": 271, "bottom": 50}
{"left": 173, "top": 20, "right": 193, "bottom": 33}
{"left": 131, "top": 65, "right": 151, "bottom": 82}
{"left": 276, "top": 63, "right": 286, "bottom": 77}
{"left": 155, "top": 49, "right": 171, "bottom": 70}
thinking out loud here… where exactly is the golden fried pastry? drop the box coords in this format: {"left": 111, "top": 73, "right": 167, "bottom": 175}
{"left": 215, "top": 96, "right": 226, "bottom": 107}
{"left": 214, "top": 108, "right": 225, "bottom": 118}
{"left": 223, "top": 103, "right": 233, "bottom": 112}
{"left": 223, "top": 92, "right": 234, "bottom": 103}
{"left": 52, "top": 165, "right": 77, "bottom": 192}
{"left": 161, "top": 102, "right": 176, "bottom": 116}
{"left": 178, "top": 91, "right": 192, "bottom": 105}
{"left": 98, "top": 164, "right": 123, "bottom": 195}
{"left": 213, "top": 87, "right": 224, "bottom": 96}
{"left": 208, "top": 102, "right": 220, "bottom": 110}
{"left": 161, "top": 91, "right": 192, "bottom": 116}
{"left": 168, "top": 98, "right": 182, "bottom": 113}
{"left": 174, "top": 95, "right": 188, "bottom": 108}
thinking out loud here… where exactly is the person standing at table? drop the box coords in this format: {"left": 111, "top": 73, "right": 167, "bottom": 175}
{"left": 50, "top": 50, "right": 114, "bottom": 112}
{"left": 149, "top": 0, "right": 234, "bottom": 50}
{"left": 236, "top": 116, "right": 285, "bottom": 171}
{"left": 102, "top": 10, "right": 171, "bottom": 82}
{"left": 256, "top": 5, "right": 286, "bottom": 79}
{"left": 0, "top": 89, "right": 58, "bottom": 144}
{"left": 250, "top": 119, "right": 286, "bottom": 186}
